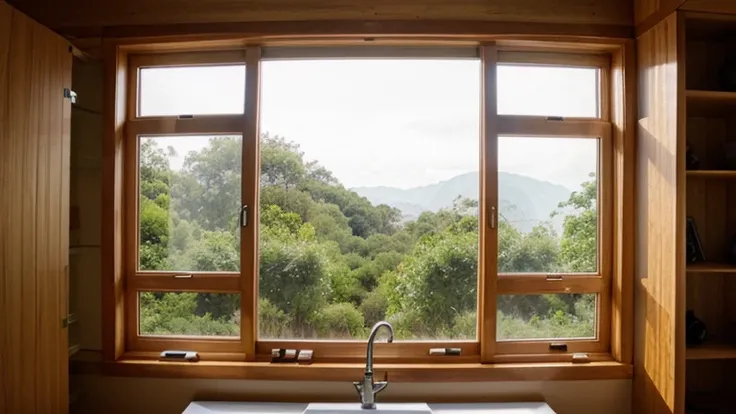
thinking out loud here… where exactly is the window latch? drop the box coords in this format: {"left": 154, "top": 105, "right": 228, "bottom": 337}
{"left": 489, "top": 206, "right": 496, "bottom": 229}
{"left": 240, "top": 205, "right": 249, "bottom": 227}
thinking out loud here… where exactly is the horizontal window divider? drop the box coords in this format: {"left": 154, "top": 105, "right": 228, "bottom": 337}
{"left": 495, "top": 340, "right": 607, "bottom": 356}
{"left": 497, "top": 275, "right": 604, "bottom": 294}
{"left": 491, "top": 352, "right": 614, "bottom": 364}
{"left": 497, "top": 115, "right": 609, "bottom": 138}
{"left": 497, "top": 50, "right": 611, "bottom": 68}
{"left": 261, "top": 45, "right": 480, "bottom": 60}
{"left": 128, "top": 115, "right": 246, "bottom": 135}
{"left": 131, "top": 337, "right": 244, "bottom": 354}
{"left": 256, "top": 341, "right": 479, "bottom": 360}
{"left": 130, "top": 50, "right": 247, "bottom": 68}
{"left": 130, "top": 273, "right": 241, "bottom": 292}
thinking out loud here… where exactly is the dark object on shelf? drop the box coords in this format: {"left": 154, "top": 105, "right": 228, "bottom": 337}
{"left": 722, "top": 53, "right": 736, "bottom": 92}
{"left": 727, "top": 234, "right": 736, "bottom": 265}
{"left": 686, "top": 310, "right": 708, "bottom": 346}
{"left": 686, "top": 217, "right": 706, "bottom": 263}
{"left": 686, "top": 143, "right": 700, "bottom": 170}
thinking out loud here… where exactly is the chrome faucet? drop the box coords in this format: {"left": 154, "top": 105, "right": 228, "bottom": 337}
{"left": 353, "top": 321, "right": 394, "bottom": 409}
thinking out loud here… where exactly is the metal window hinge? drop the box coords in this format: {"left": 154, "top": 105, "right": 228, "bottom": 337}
{"left": 240, "top": 205, "right": 249, "bottom": 227}
{"left": 63, "top": 88, "right": 77, "bottom": 104}
{"left": 547, "top": 116, "right": 564, "bottom": 121}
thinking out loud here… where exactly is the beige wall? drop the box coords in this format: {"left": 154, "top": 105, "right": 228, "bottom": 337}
{"left": 67, "top": 56, "right": 631, "bottom": 414}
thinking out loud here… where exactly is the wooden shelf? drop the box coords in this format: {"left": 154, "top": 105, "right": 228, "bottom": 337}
{"left": 687, "top": 262, "right": 736, "bottom": 273}
{"left": 687, "top": 89, "right": 736, "bottom": 116}
{"left": 687, "top": 170, "right": 736, "bottom": 179}
{"left": 687, "top": 343, "right": 736, "bottom": 360}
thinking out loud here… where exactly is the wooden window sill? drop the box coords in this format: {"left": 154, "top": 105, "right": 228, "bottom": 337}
{"left": 72, "top": 354, "right": 632, "bottom": 382}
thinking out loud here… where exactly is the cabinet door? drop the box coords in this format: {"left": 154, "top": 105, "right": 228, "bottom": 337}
{"left": 0, "top": 2, "right": 72, "bottom": 413}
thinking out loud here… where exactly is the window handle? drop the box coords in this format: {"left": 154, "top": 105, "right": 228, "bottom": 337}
{"left": 240, "top": 205, "right": 249, "bottom": 227}
{"left": 489, "top": 206, "right": 496, "bottom": 229}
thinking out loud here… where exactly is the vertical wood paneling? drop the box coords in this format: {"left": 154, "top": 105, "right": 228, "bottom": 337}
{"left": 611, "top": 40, "right": 636, "bottom": 366}
{"left": 0, "top": 3, "right": 11, "bottom": 412}
{"left": 633, "top": 12, "right": 686, "bottom": 414}
{"left": 0, "top": 3, "right": 71, "bottom": 413}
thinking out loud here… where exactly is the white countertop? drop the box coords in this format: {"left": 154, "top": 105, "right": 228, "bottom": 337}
{"left": 183, "top": 402, "right": 556, "bottom": 414}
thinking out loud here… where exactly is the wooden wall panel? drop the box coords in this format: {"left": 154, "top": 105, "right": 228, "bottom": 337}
{"left": 8, "top": 0, "right": 633, "bottom": 34}
{"left": 635, "top": 0, "right": 686, "bottom": 36}
{"left": 681, "top": 0, "right": 736, "bottom": 15}
{"left": 0, "top": 3, "right": 72, "bottom": 413}
{"left": 633, "top": 12, "right": 686, "bottom": 414}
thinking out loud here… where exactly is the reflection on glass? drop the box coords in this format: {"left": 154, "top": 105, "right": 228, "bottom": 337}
{"left": 497, "top": 294, "right": 596, "bottom": 340}
{"left": 138, "top": 135, "right": 242, "bottom": 272}
{"left": 498, "top": 65, "right": 599, "bottom": 118}
{"left": 139, "top": 65, "right": 245, "bottom": 116}
{"left": 497, "top": 136, "right": 598, "bottom": 274}
{"left": 139, "top": 292, "right": 240, "bottom": 337}
{"left": 258, "top": 59, "right": 481, "bottom": 340}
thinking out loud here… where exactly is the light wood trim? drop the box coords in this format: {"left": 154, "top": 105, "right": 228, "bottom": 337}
{"left": 99, "top": 358, "right": 631, "bottom": 382}
{"left": 479, "top": 44, "right": 498, "bottom": 363}
{"left": 127, "top": 116, "right": 247, "bottom": 135}
{"left": 610, "top": 40, "right": 635, "bottom": 365}
{"left": 102, "top": 40, "right": 128, "bottom": 362}
{"left": 497, "top": 275, "right": 604, "bottom": 294}
{"left": 497, "top": 51, "right": 610, "bottom": 68}
{"left": 497, "top": 116, "right": 609, "bottom": 137}
{"left": 633, "top": 12, "right": 686, "bottom": 414}
{"left": 67, "top": 20, "right": 633, "bottom": 42}
{"left": 129, "top": 50, "right": 247, "bottom": 67}
{"left": 129, "top": 273, "right": 241, "bottom": 292}
{"left": 242, "top": 46, "right": 261, "bottom": 360}
{"left": 130, "top": 336, "right": 243, "bottom": 353}
{"left": 262, "top": 45, "right": 479, "bottom": 60}
{"left": 256, "top": 341, "right": 479, "bottom": 363}
{"left": 491, "top": 352, "right": 614, "bottom": 363}
{"left": 496, "top": 339, "right": 607, "bottom": 355}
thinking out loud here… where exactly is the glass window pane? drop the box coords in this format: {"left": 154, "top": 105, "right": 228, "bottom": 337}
{"left": 139, "top": 292, "right": 240, "bottom": 337}
{"left": 497, "top": 294, "right": 596, "bottom": 340}
{"left": 138, "top": 65, "right": 245, "bottom": 116}
{"left": 498, "top": 136, "right": 598, "bottom": 274}
{"left": 498, "top": 65, "right": 599, "bottom": 118}
{"left": 138, "top": 135, "right": 242, "bottom": 272}
{"left": 258, "top": 59, "right": 481, "bottom": 340}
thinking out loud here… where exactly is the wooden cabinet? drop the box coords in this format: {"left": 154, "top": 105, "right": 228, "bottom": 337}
{"left": 635, "top": 9, "right": 736, "bottom": 414}
{"left": 0, "top": 2, "right": 73, "bottom": 413}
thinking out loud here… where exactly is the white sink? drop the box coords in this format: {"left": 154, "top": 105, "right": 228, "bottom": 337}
{"left": 304, "top": 403, "right": 433, "bottom": 414}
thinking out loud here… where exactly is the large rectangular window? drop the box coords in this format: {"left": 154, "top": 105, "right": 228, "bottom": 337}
{"left": 258, "top": 58, "right": 481, "bottom": 341}
{"left": 119, "top": 46, "right": 614, "bottom": 362}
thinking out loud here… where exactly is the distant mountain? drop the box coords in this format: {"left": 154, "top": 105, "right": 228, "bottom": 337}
{"left": 352, "top": 172, "right": 571, "bottom": 234}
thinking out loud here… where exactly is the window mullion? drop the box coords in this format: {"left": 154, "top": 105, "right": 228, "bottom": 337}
{"left": 241, "top": 46, "right": 261, "bottom": 360}
{"left": 480, "top": 44, "right": 499, "bottom": 363}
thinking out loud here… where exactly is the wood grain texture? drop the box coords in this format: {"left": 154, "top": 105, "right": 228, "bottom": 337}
{"left": 633, "top": 12, "right": 686, "bottom": 414}
{"left": 611, "top": 40, "right": 636, "bottom": 365}
{"left": 101, "top": 40, "right": 127, "bottom": 361}
{"left": 0, "top": 3, "right": 71, "bottom": 413}
{"left": 8, "top": 0, "right": 633, "bottom": 33}
{"left": 681, "top": 0, "right": 736, "bottom": 14}
{"left": 635, "top": 0, "right": 686, "bottom": 35}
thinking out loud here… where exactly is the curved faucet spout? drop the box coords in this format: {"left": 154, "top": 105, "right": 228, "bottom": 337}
{"left": 365, "top": 321, "right": 394, "bottom": 375}
{"left": 354, "top": 321, "right": 394, "bottom": 409}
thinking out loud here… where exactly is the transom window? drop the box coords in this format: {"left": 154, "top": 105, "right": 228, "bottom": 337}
{"left": 123, "top": 46, "right": 612, "bottom": 362}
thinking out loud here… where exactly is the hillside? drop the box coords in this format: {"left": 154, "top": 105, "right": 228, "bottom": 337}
{"left": 352, "top": 172, "right": 571, "bottom": 234}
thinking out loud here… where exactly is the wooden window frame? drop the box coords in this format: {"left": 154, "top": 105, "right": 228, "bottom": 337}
{"left": 489, "top": 52, "right": 614, "bottom": 359}
{"left": 103, "top": 38, "right": 634, "bottom": 375}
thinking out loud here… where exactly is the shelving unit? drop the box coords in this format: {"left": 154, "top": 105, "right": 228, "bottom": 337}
{"left": 684, "top": 13, "right": 736, "bottom": 413}
{"left": 687, "top": 342, "right": 736, "bottom": 360}
{"left": 686, "top": 262, "right": 736, "bottom": 273}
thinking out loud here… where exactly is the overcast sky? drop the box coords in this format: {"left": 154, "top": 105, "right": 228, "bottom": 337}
{"left": 140, "top": 58, "right": 598, "bottom": 191}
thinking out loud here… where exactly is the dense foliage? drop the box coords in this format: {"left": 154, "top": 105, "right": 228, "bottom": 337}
{"left": 139, "top": 134, "right": 597, "bottom": 341}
